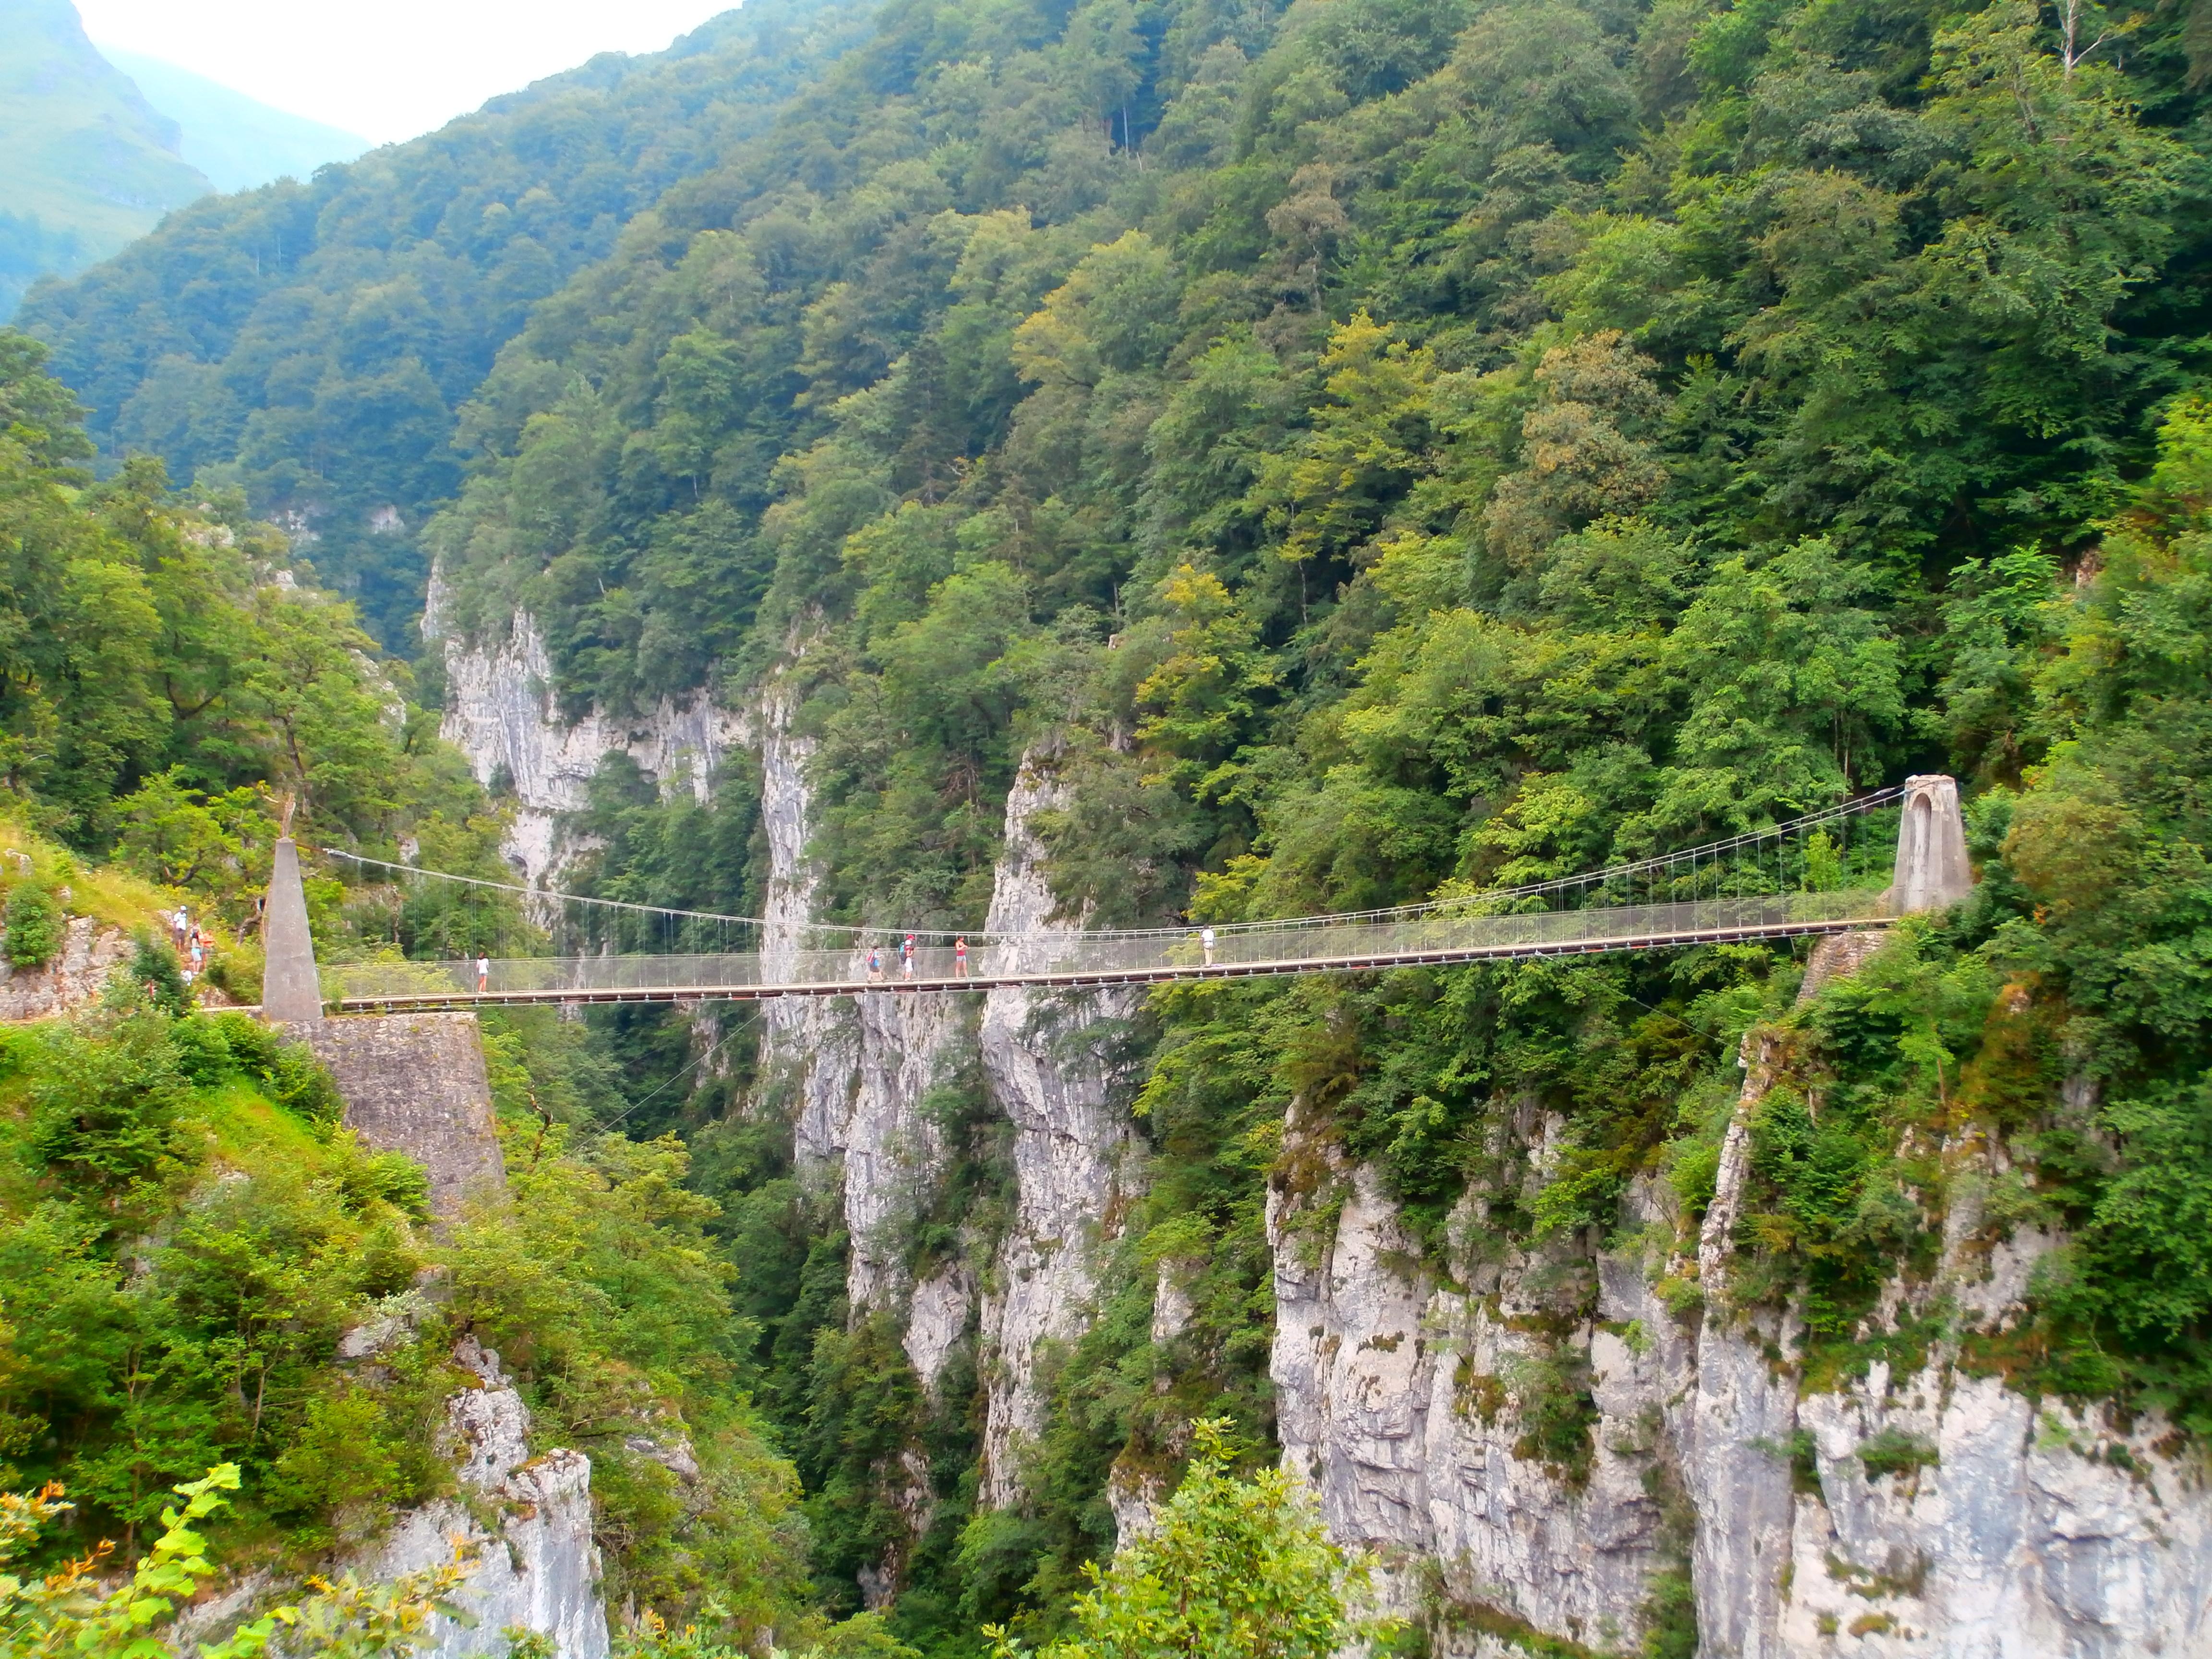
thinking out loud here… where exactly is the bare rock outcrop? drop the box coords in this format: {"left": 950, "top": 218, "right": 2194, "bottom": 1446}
{"left": 1270, "top": 1135, "right": 1672, "bottom": 1652}
{"left": 1269, "top": 931, "right": 2212, "bottom": 1658}
{"left": 369, "top": 1336, "right": 611, "bottom": 1659}
{"left": 748, "top": 679, "right": 969, "bottom": 1316}
{"left": 432, "top": 584, "right": 745, "bottom": 887}
{"left": 975, "top": 754, "right": 1143, "bottom": 1505}
{"left": 0, "top": 915, "right": 129, "bottom": 1021}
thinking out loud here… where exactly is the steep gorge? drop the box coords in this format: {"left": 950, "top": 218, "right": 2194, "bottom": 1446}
{"left": 22, "top": 0, "right": 2212, "bottom": 1643}
{"left": 438, "top": 615, "right": 2212, "bottom": 1657}
{"left": 439, "top": 608, "right": 1153, "bottom": 1587}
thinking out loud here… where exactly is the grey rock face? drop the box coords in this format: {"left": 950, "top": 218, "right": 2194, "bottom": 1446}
{"left": 1269, "top": 936, "right": 2212, "bottom": 1658}
{"left": 905, "top": 1262, "right": 976, "bottom": 1395}
{"left": 440, "top": 614, "right": 1143, "bottom": 1526}
{"left": 1681, "top": 1029, "right": 1802, "bottom": 1659}
{"left": 976, "top": 754, "right": 1143, "bottom": 1506}
{"left": 753, "top": 725, "right": 1142, "bottom": 1512}
{"left": 370, "top": 1337, "right": 611, "bottom": 1659}
{"left": 1783, "top": 1364, "right": 2212, "bottom": 1657}
{"left": 1270, "top": 1145, "right": 1670, "bottom": 1653}
{"left": 433, "top": 591, "right": 745, "bottom": 887}
{"left": 748, "top": 678, "right": 968, "bottom": 1315}
{"left": 0, "top": 914, "right": 128, "bottom": 1020}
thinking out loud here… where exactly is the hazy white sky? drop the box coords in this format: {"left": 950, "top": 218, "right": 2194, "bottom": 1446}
{"left": 76, "top": 0, "right": 741, "bottom": 146}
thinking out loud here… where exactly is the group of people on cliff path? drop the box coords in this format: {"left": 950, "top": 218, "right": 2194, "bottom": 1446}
{"left": 169, "top": 904, "right": 216, "bottom": 985}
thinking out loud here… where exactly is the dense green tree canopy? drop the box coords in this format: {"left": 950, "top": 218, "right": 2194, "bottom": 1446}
{"left": 18, "top": 0, "right": 873, "bottom": 647}
{"left": 16, "top": 0, "right": 2212, "bottom": 1650}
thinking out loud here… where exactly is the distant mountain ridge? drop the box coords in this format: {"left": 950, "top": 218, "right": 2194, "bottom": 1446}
{"left": 98, "top": 46, "right": 368, "bottom": 195}
{"left": 0, "top": 0, "right": 209, "bottom": 316}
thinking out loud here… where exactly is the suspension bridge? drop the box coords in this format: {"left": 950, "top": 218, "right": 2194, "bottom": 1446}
{"left": 271, "top": 776, "right": 1971, "bottom": 1017}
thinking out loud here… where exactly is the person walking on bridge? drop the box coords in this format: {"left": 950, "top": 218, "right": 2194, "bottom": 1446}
{"left": 1201, "top": 926, "right": 1216, "bottom": 967}
{"left": 902, "top": 933, "right": 916, "bottom": 979}
{"left": 477, "top": 953, "right": 490, "bottom": 993}
{"left": 868, "top": 945, "right": 883, "bottom": 983}
{"left": 954, "top": 936, "right": 967, "bottom": 977}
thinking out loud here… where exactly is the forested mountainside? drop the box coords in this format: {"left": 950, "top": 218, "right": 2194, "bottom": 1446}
{"left": 0, "top": 336, "right": 837, "bottom": 1650}
{"left": 419, "top": 0, "right": 2212, "bottom": 918}
{"left": 13, "top": 0, "right": 2212, "bottom": 1651}
{"left": 417, "top": 0, "right": 2212, "bottom": 1643}
{"left": 18, "top": 0, "right": 872, "bottom": 649}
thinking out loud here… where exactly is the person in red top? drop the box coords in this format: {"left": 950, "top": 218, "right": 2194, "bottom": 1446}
{"left": 954, "top": 936, "right": 968, "bottom": 977}
{"left": 902, "top": 933, "right": 916, "bottom": 979}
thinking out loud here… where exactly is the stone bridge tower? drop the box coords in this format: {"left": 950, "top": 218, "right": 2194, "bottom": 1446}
{"left": 1890, "top": 774, "right": 1973, "bottom": 914}
{"left": 259, "top": 834, "right": 505, "bottom": 1222}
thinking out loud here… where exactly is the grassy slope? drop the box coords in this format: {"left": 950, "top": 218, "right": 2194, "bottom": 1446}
{"left": 0, "top": 810, "right": 179, "bottom": 941}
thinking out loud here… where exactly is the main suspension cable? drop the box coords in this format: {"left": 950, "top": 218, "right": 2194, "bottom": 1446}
{"left": 322, "top": 783, "right": 1904, "bottom": 949}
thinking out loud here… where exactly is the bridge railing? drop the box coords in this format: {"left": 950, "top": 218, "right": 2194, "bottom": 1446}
{"left": 321, "top": 887, "right": 1897, "bottom": 1003}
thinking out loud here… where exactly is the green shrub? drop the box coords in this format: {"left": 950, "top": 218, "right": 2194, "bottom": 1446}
{"left": 1507, "top": 1355, "right": 1601, "bottom": 1491}
{"left": 988, "top": 1419, "right": 1376, "bottom": 1659}
{"left": 265, "top": 1041, "right": 345, "bottom": 1131}
{"left": 25, "top": 1016, "right": 197, "bottom": 1194}
{"left": 1857, "top": 1429, "right": 1938, "bottom": 1482}
{"left": 168, "top": 1015, "right": 238, "bottom": 1086}
{"left": 208, "top": 1011, "right": 344, "bottom": 1131}
{"left": 3, "top": 884, "right": 62, "bottom": 969}
{"left": 213, "top": 1009, "right": 280, "bottom": 1072}
{"left": 129, "top": 933, "right": 190, "bottom": 1016}
{"left": 349, "top": 1150, "right": 433, "bottom": 1222}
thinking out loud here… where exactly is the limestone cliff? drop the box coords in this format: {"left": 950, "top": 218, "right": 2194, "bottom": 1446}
{"left": 974, "top": 755, "right": 1143, "bottom": 1507}
{"left": 431, "top": 578, "right": 746, "bottom": 887}
{"left": 369, "top": 1335, "right": 612, "bottom": 1659}
{"left": 0, "top": 914, "right": 129, "bottom": 1020}
{"left": 1267, "top": 936, "right": 2212, "bottom": 1659}
{"left": 443, "top": 614, "right": 1146, "bottom": 1584}
{"left": 749, "top": 675, "right": 967, "bottom": 1321}
{"left": 753, "top": 711, "right": 1142, "bottom": 1520}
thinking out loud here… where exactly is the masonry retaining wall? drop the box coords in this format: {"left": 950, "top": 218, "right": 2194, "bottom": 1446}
{"left": 300, "top": 1012, "right": 507, "bottom": 1220}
